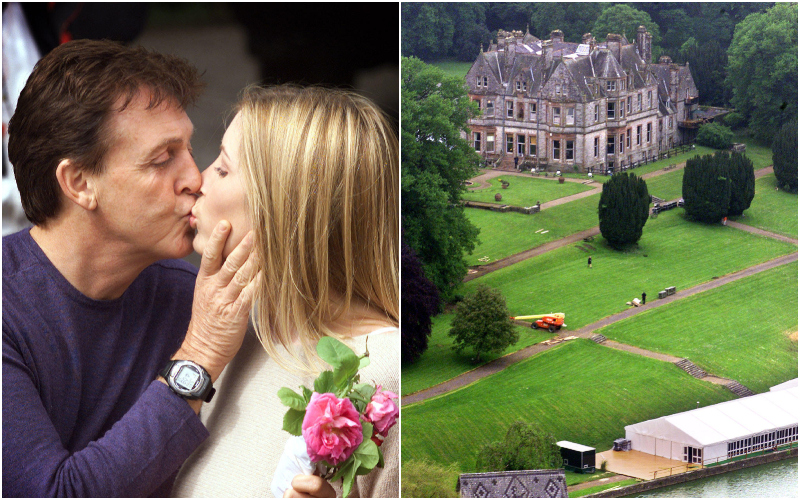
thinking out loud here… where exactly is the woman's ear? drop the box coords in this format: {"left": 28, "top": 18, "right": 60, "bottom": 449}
{"left": 55, "top": 159, "right": 98, "bottom": 211}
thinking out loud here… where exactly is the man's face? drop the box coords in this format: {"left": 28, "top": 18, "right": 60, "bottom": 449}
{"left": 90, "top": 92, "right": 201, "bottom": 262}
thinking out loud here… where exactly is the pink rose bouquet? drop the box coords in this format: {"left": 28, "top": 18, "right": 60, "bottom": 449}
{"left": 278, "top": 337, "right": 399, "bottom": 497}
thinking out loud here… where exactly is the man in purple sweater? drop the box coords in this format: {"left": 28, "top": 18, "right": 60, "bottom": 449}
{"left": 3, "top": 40, "right": 257, "bottom": 497}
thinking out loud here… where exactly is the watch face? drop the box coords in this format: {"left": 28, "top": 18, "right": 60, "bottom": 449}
{"left": 174, "top": 365, "right": 201, "bottom": 391}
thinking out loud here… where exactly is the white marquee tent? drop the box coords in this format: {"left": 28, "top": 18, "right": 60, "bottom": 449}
{"left": 625, "top": 382, "right": 798, "bottom": 465}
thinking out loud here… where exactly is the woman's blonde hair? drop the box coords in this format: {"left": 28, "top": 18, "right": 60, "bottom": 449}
{"left": 237, "top": 85, "right": 398, "bottom": 371}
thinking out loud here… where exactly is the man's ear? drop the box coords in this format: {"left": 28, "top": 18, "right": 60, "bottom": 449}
{"left": 55, "top": 159, "right": 98, "bottom": 211}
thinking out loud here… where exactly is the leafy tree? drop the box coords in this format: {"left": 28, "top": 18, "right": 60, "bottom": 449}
{"left": 401, "top": 3, "right": 454, "bottom": 61}
{"left": 598, "top": 172, "right": 651, "bottom": 249}
{"left": 682, "top": 152, "right": 732, "bottom": 223}
{"left": 401, "top": 242, "right": 440, "bottom": 365}
{"left": 696, "top": 122, "right": 734, "bottom": 150}
{"left": 401, "top": 458, "right": 460, "bottom": 498}
{"left": 448, "top": 284, "right": 518, "bottom": 362}
{"left": 592, "top": 4, "right": 661, "bottom": 61}
{"left": 485, "top": 3, "right": 532, "bottom": 33}
{"left": 772, "top": 119, "right": 798, "bottom": 192}
{"left": 529, "top": 3, "right": 606, "bottom": 43}
{"left": 726, "top": 152, "right": 755, "bottom": 216}
{"left": 402, "top": 57, "right": 481, "bottom": 300}
{"left": 449, "top": 3, "right": 493, "bottom": 61}
{"left": 476, "top": 421, "right": 561, "bottom": 472}
{"left": 726, "top": 3, "right": 798, "bottom": 142}
{"left": 682, "top": 39, "right": 729, "bottom": 107}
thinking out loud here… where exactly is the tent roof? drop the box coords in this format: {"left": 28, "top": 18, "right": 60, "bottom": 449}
{"left": 770, "top": 378, "right": 798, "bottom": 392}
{"left": 556, "top": 441, "right": 595, "bottom": 452}
{"left": 625, "top": 387, "right": 798, "bottom": 447}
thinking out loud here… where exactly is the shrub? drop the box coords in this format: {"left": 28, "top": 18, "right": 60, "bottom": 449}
{"left": 448, "top": 284, "right": 518, "bottom": 362}
{"left": 772, "top": 120, "right": 798, "bottom": 192}
{"left": 682, "top": 152, "right": 731, "bottom": 223}
{"left": 598, "top": 172, "right": 651, "bottom": 249}
{"left": 696, "top": 122, "right": 734, "bottom": 150}
{"left": 726, "top": 152, "right": 755, "bottom": 216}
{"left": 401, "top": 458, "right": 460, "bottom": 497}
{"left": 401, "top": 242, "right": 440, "bottom": 364}
{"left": 476, "top": 421, "right": 562, "bottom": 472}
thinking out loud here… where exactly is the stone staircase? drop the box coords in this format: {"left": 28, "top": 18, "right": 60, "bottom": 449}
{"left": 589, "top": 334, "right": 607, "bottom": 344}
{"left": 725, "top": 381, "right": 755, "bottom": 398}
{"left": 675, "top": 358, "right": 708, "bottom": 379}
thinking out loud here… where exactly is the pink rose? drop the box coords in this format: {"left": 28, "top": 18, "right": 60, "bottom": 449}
{"left": 364, "top": 386, "right": 399, "bottom": 435}
{"left": 302, "top": 392, "right": 363, "bottom": 465}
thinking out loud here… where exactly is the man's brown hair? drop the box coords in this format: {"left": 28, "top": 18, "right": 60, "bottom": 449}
{"left": 7, "top": 39, "right": 204, "bottom": 225}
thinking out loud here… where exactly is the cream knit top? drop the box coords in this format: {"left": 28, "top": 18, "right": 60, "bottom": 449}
{"left": 171, "top": 327, "right": 399, "bottom": 498}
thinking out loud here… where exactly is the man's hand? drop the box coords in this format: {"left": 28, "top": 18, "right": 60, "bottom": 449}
{"left": 174, "top": 220, "right": 258, "bottom": 382}
{"left": 283, "top": 475, "right": 336, "bottom": 498}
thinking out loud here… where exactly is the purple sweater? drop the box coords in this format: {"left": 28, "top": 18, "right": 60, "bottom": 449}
{"left": 2, "top": 229, "right": 209, "bottom": 497}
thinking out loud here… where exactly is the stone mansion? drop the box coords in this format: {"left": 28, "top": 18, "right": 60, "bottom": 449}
{"left": 466, "top": 27, "right": 699, "bottom": 172}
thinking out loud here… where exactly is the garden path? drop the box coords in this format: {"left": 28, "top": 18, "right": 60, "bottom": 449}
{"left": 403, "top": 252, "right": 797, "bottom": 406}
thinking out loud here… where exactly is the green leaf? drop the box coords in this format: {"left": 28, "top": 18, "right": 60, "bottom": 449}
{"left": 361, "top": 421, "right": 374, "bottom": 441}
{"left": 277, "top": 387, "right": 307, "bottom": 411}
{"left": 377, "top": 448, "right": 385, "bottom": 469}
{"left": 353, "top": 383, "right": 377, "bottom": 402}
{"left": 332, "top": 357, "right": 360, "bottom": 388}
{"left": 314, "top": 370, "right": 336, "bottom": 394}
{"left": 353, "top": 437, "right": 380, "bottom": 469}
{"left": 301, "top": 385, "right": 313, "bottom": 402}
{"left": 342, "top": 457, "right": 361, "bottom": 498}
{"left": 282, "top": 408, "right": 305, "bottom": 436}
{"left": 358, "top": 355, "right": 371, "bottom": 369}
{"left": 317, "top": 336, "right": 359, "bottom": 370}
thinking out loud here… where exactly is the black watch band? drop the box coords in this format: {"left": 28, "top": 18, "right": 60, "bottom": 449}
{"left": 159, "top": 360, "right": 216, "bottom": 403}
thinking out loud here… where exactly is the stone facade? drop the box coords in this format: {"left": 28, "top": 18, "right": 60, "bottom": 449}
{"left": 466, "top": 27, "right": 699, "bottom": 172}
{"left": 459, "top": 469, "right": 568, "bottom": 498}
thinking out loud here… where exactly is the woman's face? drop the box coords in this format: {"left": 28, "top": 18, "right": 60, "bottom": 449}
{"left": 191, "top": 112, "right": 251, "bottom": 258}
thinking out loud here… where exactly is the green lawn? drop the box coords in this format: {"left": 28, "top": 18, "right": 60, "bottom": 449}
{"left": 597, "top": 263, "right": 798, "bottom": 393}
{"left": 401, "top": 340, "right": 736, "bottom": 472}
{"left": 463, "top": 175, "right": 594, "bottom": 207}
{"left": 641, "top": 168, "right": 685, "bottom": 201}
{"left": 401, "top": 313, "right": 552, "bottom": 396}
{"left": 733, "top": 174, "right": 798, "bottom": 238}
{"left": 430, "top": 59, "right": 473, "bottom": 78}
{"left": 569, "top": 479, "right": 640, "bottom": 497}
{"left": 465, "top": 194, "right": 602, "bottom": 266}
{"left": 462, "top": 209, "right": 796, "bottom": 328}
{"left": 734, "top": 133, "right": 774, "bottom": 170}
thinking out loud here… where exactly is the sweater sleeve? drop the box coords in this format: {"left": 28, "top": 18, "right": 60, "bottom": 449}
{"left": 2, "top": 330, "right": 209, "bottom": 497}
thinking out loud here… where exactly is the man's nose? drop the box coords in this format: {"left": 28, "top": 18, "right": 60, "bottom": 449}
{"left": 178, "top": 153, "right": 202, "bottom": 195}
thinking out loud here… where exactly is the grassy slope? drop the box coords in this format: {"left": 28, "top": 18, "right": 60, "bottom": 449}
{"left": 465, "top": 193, "right": 601, "bottom": 266}
{"left": 402, "top": 340, "right": 736, "bottom": 472}
{"left": 430, "top": 60, "right": 473, "bottom": 78}
{"left": 402, "top": 313, "right": 552, "bottom": 396}
{"left": 463, "top": 209, "right": 795, "bottom": 328}
{"left": 598, "top": 263, "right": 798, "bottom": 393}
{"left": 463, "top": 176, "right": 594, "bottom": 206}
{"left": 733, "top": 174, "right": 798, "bottom": 238}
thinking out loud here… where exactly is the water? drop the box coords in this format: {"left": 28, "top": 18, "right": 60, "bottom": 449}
{"left": 628, "top": 457, "right": 798, "bottom": 497}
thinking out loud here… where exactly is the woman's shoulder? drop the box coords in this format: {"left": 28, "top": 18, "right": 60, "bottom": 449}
{"left": 347, "top": 326, "right": 398, "bottom": 395}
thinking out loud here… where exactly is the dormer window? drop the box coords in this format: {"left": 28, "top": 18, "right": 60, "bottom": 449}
{"left": 483, "top": 76, "right": 488, "bottom": 87}
{"left": 556, "top": 84, "right": 561, "bottom": 94}
{"left": 515, "top": 80, "right": 527, "bottom": 92}
{"left": 477, "top": 77, "right": 482, "bottom": 87}
{"left": 606, "top": 80, "right": 616, "bottom": 92}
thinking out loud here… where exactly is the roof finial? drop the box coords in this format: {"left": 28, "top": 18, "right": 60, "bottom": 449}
{"left": 480, "top": 42, "right": 484, "bottom": 53}
{"left": 526, "top": 24, "right": 530, "bottom": 35}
